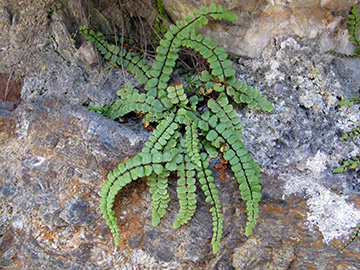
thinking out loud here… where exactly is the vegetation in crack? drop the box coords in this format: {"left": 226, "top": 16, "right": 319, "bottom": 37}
{"left": 329, "top": 5, "right": 360, "bottom": 253}
{"left": 333, "top": 123, "right": 360, "bottom": 252}
{"left": 340, "top": 223, "right": 360, "bottom": 253}
{"left": 333, "top": 126, "right": 360, "bottom": 174}
{"left": 78, "top": 3, "right": 273, "bottom": 253}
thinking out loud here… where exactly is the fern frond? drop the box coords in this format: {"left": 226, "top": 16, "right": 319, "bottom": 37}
{"left": 340, "top": 126, "right": 360, "bottom": 141}
{"left": 79, "top": 27, "right": 152, "bottom": 84}
{"left": 183, "top": 118, "right": 202, "bottom": 169}
{"left": 145, "top": 3, "right": 238, "bottom": 98}
{"left": 227, "top": 81, "right": 274, "bottom": 112}
{"left": 333, "top": 154, "right": 360, "bottom": 173}
{"left": 198, "top": 153, "right": 223, "bottom": 253}
{"left": 167, "top": 84, "right": 188, "bottom": 105}
{"left": 339, "top": 96, "right": 360, "bottom": 107}
{"left": 182, "top": 34, "right": 273, "bottom": 112}
{"left": 148, "top": 169, "right": 171, "bottom": 226}
{"left": 348, "top": 6, "right": 360, "bottom": 48}
{"left": 325, "top": 49, "right": 360, "bottom": 58}
{"left": 173, "top": 153, "right": 198, "bottom": 228}
{"left": 142, "top": 113, "right": 179, "bottom": 152}
{"left": 333, "top": 126, "right": 360, "bottom": 174}
{"left": 205, "top": 96, "right": 263, "bottom": 235}
{"left": 87, "top": 4, "right": 274, "bottom": 254}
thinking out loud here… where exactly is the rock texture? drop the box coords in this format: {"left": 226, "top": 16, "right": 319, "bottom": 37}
{"left": 0, "top": 0, "right": 360, "bottom": 269}
{"left": 0, "top": 94, "right": 149, "bottom": 269}
{"left": 163, "top": 0, "right": 360, "bottom": 57}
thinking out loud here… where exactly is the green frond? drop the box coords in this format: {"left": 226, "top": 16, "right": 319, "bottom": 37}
{"left": 201, "top": 98, "right": 263, "bottom": 235}
{"left": 181, "top": 32, "right": 273, "bottom": 112}
{"left": 173, "top": 154, "right": 198, "bottom": 228}
{"left": 339, "top": 96, "right": 360, "bottom": 107}
{"left": 148, "top": 169, "right": 171, "bottom": 226}
{"left": 333, "top": 155, "right": 360, "bottom": 173}
{"left": 198, "top": 154, "right": 223, "bottom": 254}
{"left": 78, "top": 27, "right": 152, "bottom": 84}
{"left": 85, "top": 4, "right": 273, "bottom": 253}
{"left": 184, "top": 119, "right": 202, "bottom": 168}
{"left": 226, "top": 81, "right": 274, "bottom": 112}
{"left": 167, "top": 84, "right": 188, "bottom": 105}
{"left": 348, "top": 6, "right": 360, "bottom": 47}
{"left": 340, "top": 127, "right": 360, "bottom": 141}
{"left": 143, "top": 113, "right": 179, "bottom": 152}
{"left": 206, "top": 95, "right": 243, "bottom": 141}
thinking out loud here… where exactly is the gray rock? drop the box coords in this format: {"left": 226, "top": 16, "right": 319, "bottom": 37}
{"left": 1, "top": 0, "right": 360, "bottom": 269}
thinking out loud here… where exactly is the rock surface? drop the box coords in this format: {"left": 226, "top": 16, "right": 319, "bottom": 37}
{"left": 163, "top": 0, "right": 360, "bottom": 57}
{"left": 0, "top": 0, "right": 360, "bottom": 269}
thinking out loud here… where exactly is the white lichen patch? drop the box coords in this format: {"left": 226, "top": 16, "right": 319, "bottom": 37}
{"left": 306, "top": 185, "right": 360, "bottom": 243}
{"left": 283, "top": 150, "right": 360, "bottom": 244}
{"left": 305, "top": 150, "right": 327, "bottom": 173}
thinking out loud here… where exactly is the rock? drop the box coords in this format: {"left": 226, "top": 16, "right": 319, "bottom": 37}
{"left": 1, "top": 76, "right": 359, "bottom": 269}
{"left": 0, "top": 73, "right": 23, "bottom": 111}
{"left": 0, "top": 0, "right": 159, "bottom": 77}
{"left": 234, "top": 36, "right": 360, "bottom": 268}
{"left": 0, "top": 93, "right": 149, "bottom": 269}
{"left": 0, "top": 0, "right": 360, "bottom": 269}
{"left": 162, "top": 0, "right": 359, "bottom": 57}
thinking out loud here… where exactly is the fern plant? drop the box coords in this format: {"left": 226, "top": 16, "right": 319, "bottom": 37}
{"left": 79, "top": 3, "right": 274, "bottom": 253}
{"left": 333, "top": 125, "right": 360, "bottom": 252}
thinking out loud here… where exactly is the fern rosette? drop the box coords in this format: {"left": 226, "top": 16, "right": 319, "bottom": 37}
{"left": 81, "top": 3, "right": 273, "bottom": 253}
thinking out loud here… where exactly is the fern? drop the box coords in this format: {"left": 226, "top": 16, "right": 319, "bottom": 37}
{"left": 340, "top": 223, "right": 360, "bottom": 253}
{"left": 80, "top": 3, "right": 274, "bottom": 253}
{"left": 333, "top": 126, "right": 360, "bottom": 173}
{"left": 327, "top": 6, "right": 360, "bottom": 58}
{"left": 338, "top": 96, "right": 360, "bottom": 108}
